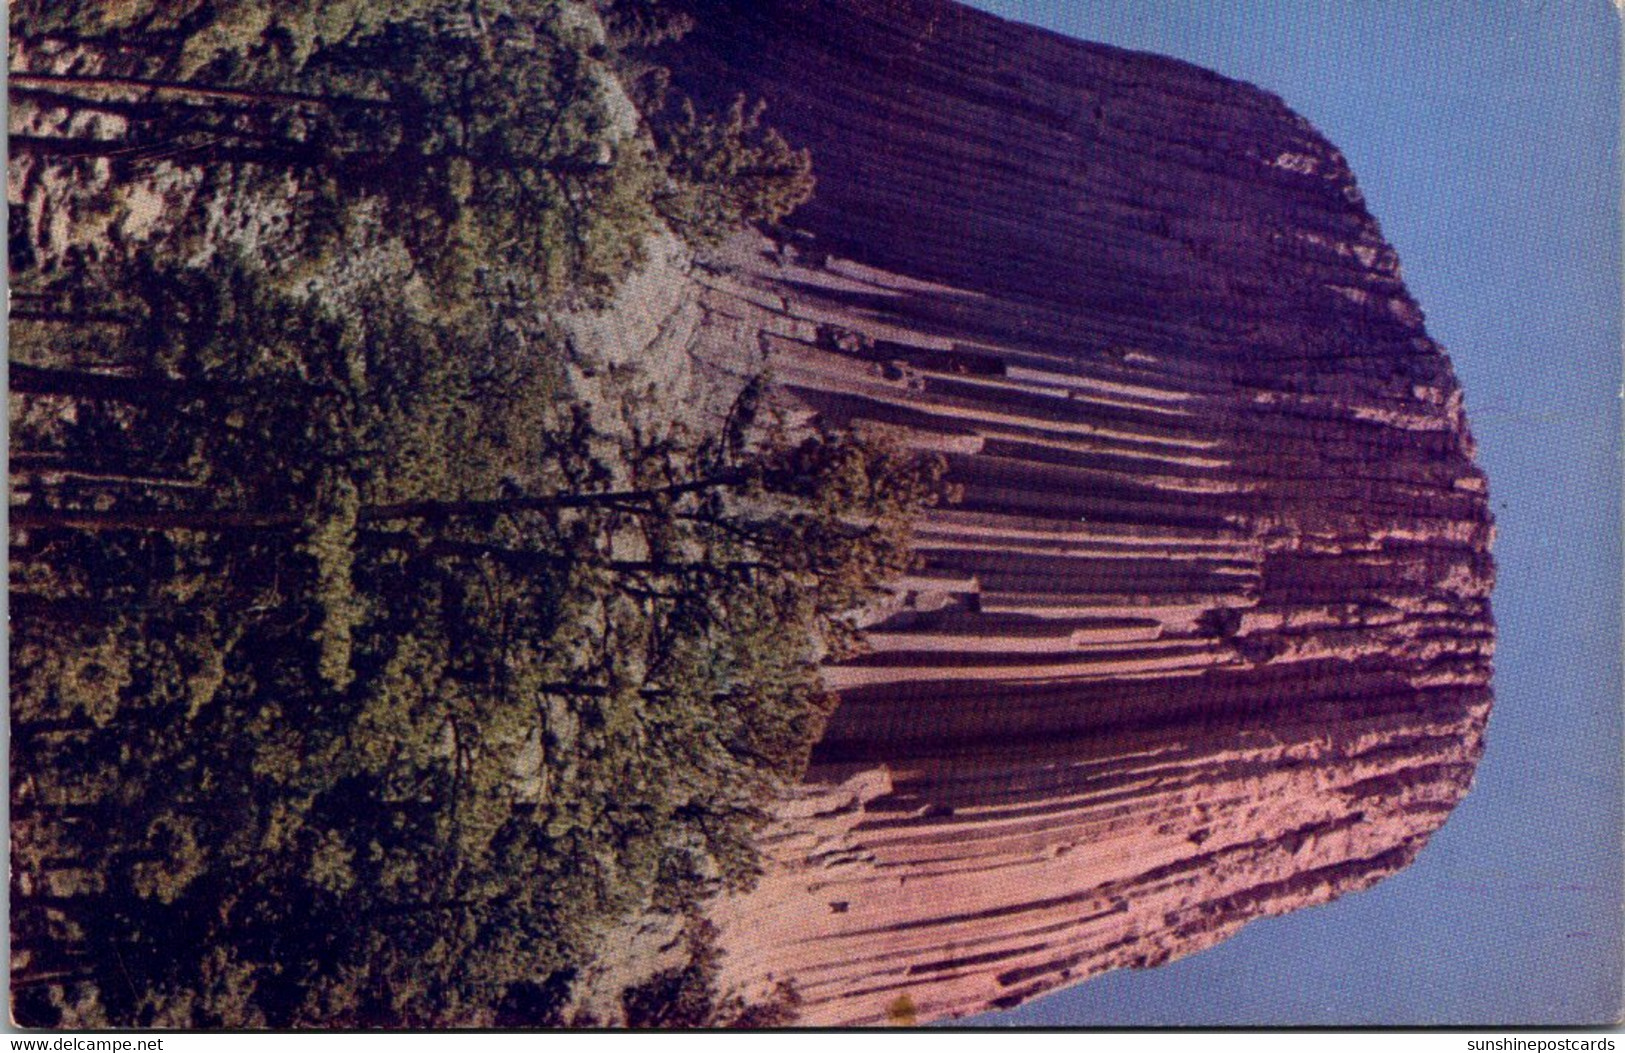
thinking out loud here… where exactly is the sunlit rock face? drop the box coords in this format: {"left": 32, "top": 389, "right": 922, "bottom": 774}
{"left": 666, "top": 0, "right": 1495, "bottom": 1026}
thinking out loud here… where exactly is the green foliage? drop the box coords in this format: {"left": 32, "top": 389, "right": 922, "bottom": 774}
{"left": 653, "top": 95, "right": 815, "bottom": 246}
{"left": 293, "top": 5, "right": 665, "bottom": 305}
{"left": 303, "top": 476, "right": 364, "bottom": 689}
{"left": 620, "top": 918, "right": 800, "bottom": 1028}
{"left": 599, "top": 0, "right": 696, "bottom": 50}
{"left": 12, "top": 1, "right": 673, "bottom": 309}
{"left": 10, "top": 0, "right": 882, "bottom": 1031}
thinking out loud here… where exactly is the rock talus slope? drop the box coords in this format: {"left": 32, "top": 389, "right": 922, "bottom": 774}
{"left": 660, "top": 0, "right": 1496, "bottom": 1026}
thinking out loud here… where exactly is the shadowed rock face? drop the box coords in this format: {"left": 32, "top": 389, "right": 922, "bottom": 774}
{"left": 664, "top": 0, "right": 1496, "bottom": 1026}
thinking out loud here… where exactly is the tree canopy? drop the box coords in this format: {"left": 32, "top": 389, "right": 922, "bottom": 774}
{"left": 12, "top": 0, "right": 928, "bottom": 1029}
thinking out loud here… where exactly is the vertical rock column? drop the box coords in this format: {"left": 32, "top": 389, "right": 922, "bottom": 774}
{"left": 663, "top": 0, "right": 1494, "bottom": 1025}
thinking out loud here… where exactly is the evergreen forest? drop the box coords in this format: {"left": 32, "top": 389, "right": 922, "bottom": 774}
{"left": 9, "top": 0, "right": 940, "bottom": 1027}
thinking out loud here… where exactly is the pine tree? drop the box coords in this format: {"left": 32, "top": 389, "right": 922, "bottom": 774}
{"left": 12, "top": 0, "right": 894, "bottom": 1029}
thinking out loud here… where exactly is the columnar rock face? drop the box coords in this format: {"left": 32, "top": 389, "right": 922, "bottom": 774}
{"left": 663, "top": 0, "right": 1495, "bottom": 1026}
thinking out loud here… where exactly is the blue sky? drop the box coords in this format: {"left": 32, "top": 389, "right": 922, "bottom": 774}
{"left": 958, "top": 0, "right": 1623, "bottom": 1026}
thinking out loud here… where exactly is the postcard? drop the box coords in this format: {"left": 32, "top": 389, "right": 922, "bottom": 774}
{"left": 9, "top": 0, "right": 1619, "bottom": 1032}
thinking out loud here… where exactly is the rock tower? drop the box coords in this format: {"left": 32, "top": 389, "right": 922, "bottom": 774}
{"left": 663, "top": 0, "right": 1495, "bottom": 1025}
